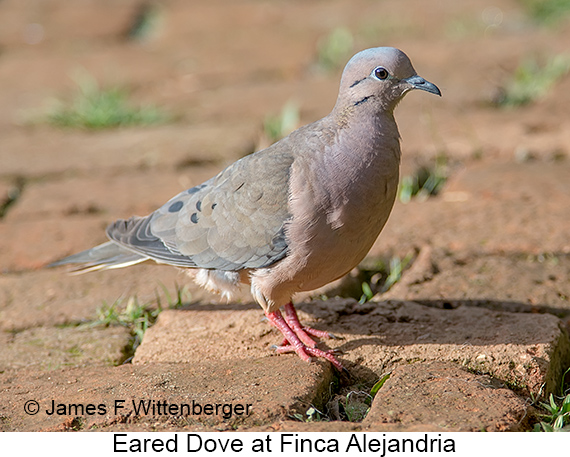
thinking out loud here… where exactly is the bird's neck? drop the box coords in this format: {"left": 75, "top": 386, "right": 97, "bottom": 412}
{"left": 329, "top": 102, "right": 401, "bottom": 164}
{"left": 314, "top": 105, "right": 401, "bottom": 208}
{"left": 311, "top": 106, "right": 402, "bottom": 240}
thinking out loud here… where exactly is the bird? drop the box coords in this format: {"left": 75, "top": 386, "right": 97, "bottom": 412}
{"left": 50, "top": 47, "right": 441, "bottom": 371}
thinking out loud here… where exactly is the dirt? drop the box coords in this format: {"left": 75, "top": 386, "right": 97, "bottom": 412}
{"left": 1, "top": 0, "right": 570, "bottom": 432}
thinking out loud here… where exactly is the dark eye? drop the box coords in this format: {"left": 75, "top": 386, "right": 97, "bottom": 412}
{"left": 373, "top": 66, "right": 389, "bottom": 80}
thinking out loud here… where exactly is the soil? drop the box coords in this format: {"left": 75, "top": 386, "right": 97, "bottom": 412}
{"left": 1, "top": 0, "right": 569, "bottom": 432}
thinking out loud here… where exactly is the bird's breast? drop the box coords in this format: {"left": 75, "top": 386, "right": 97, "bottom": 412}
{"left": 283, "top": 137, "right": 401, "bottom": 291}
{"left": 249, "top": 126, "right": 401, "bottom": 310}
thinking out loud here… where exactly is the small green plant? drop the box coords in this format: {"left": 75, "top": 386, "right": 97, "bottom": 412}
{"left": 68, "top": 417, "right": 85, "bottom": 431}
{"left": 262, "top": 100, "right": 300, "bottom": 143}
{"left": 359, "top": 281, "right": 374, "bottom": 304}
{"left": 520, "top": 0, "right": 570, "bottom": 25}
{"left": 533, "top": 393, "right": 570, "bottom": 431}
{"left": 358, "top": 253, "right": 413, "bottom": 303}
{"left": 495, "top": 55, "right": 570, "bottom": 107}
{"left": 156, "top": 281, "right": 191, "bottom": 310}
{"left": 66, "top": 345, "right": 83, "bottom": 358}
{"left": 329, "top": 376, "right": 391, "bottom": 423}
{"left": 533, "top": 367, "right": 570, "bottom": 431}
{"left": 292, "top": 374, "right": 391, "bottom": 423}
{"left": 291, "top": 405, "right": 327, "bottom": 422}
{"left": 0, "top": 177, "right": 24, "bottom": 219}
{"left": 89, "top": 283, "right": 190, "bottom": 352}
{"left": 93, "top": 296, "right": 160, "bottom": 349}
{"left": 317, "top": 27, "right": 354, "bottom": 72}
{"left": 382, "top": 255, "right": 413, "bottom": 293}
{"left": 47, "top": 73, "right": 168, "bottom": 129}
{"left": 370, "top": 372, "right": 391, "bottom": 397}
{"left": 342, "top": 391, "right": 372, "bottom": 422}
{"left": 126, "top": 2, "right": 164, "bottom": 42}
{"left": 399, "top": 157, "right": 448, "bottom": 204}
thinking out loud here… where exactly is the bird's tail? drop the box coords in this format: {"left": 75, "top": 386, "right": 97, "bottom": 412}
{"left": 48, "top": 241, "right": 148, "bottom": 274}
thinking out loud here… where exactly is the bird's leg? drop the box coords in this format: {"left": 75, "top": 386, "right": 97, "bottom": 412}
{"left": 277, "top": 302, "right": 335, "bottom": 347}
{"left": 283, "top": 302, "right": 335, "bottom": 340}
{"left": 265, "top": 307, "right": 343, "bottom": 371}
{"left": 265, "top": 310, "right": 312, "bottom": 363}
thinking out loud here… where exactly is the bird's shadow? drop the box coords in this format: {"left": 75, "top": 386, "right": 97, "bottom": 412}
{"left": 292, "top": 297, "right": 570, "bottom": 389}
{"left": 173, "top": 296, "right": 569, "bottom": 349}
{"left": 294, "top": 297, "right": 570, "bottom": 347}
{"left": 161, "top": 296, "right": 570, "bottom": 393}
{"left": 179, "top": 300, "right": 260, "bottom": 312}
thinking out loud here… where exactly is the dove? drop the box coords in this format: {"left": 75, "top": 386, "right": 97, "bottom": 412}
{"left": 50, "top": 47, "right": 441, "bottom": 370}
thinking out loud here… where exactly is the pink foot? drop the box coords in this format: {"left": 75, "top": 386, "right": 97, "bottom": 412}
{"left": 265, "top": 303, "right": 343, "bottom": 371}
{"left": 283, "top": 302, "right": 336, "bottom": 342}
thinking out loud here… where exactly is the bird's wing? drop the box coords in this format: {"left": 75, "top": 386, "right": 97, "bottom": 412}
{"left": 106, "top": 146, "right": 294, "bottom": 271}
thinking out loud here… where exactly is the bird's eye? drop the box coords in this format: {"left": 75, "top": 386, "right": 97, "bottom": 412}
{"left": 373, "top": 66, "right": 389, "bottom": 80}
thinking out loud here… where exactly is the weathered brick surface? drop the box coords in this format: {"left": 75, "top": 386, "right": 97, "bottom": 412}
{"left": 363, "top": 362, "right": 532, "bottom": 431}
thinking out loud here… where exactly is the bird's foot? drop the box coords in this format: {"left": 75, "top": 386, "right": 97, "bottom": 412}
{"left": 282, "top": 301, "right": 337, "bottom": 343}
{"left": 265, "top": 305, "right": 343, "bottom": 371}
{"left": 274, "top": 344, "right": 342, "bottom": 370}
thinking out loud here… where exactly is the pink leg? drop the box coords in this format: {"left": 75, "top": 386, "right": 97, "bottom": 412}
{"left": 265, "top": 304, "right": 343, "bottom": 371}
{"left": 266, "top": 310, "right": 312, "bottom": 363}
{"left": 283, "top": 302, "right": 335, "bottom": 341}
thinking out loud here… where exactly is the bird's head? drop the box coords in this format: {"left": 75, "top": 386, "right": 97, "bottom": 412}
{"left": 335, "top": 47, "right": 441, "bottom": 113}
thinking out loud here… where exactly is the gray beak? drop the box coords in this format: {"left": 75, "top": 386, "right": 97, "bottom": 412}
{"left": 405, "top": 75, "right": 441, "bottom": 96}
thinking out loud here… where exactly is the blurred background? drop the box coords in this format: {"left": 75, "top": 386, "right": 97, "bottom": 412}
{"left": 2, "top": 0, "right": 570, "bottom": 326}
{"left": 1, "top": 0, "right": 570, "bottom": 432}
{"left": 2, "top": 0, "right": 569, "bottom": 270}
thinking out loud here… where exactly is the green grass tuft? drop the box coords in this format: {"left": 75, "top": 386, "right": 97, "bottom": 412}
{"left": 533, "top": 367, "right": 570, "bottom": 431}
{"left": 291, "top": 375, "right": 391, "bottom": 423}
{"left": 370, "top": 373, "right": 391, "bottom": 397}
{"left": 291, "top": 405, "right": 328, "bottom": 422}
{"left": 342, "top": 391, "right": 372, "bottom": 422}
{"left": 399, "top": 157, "right": 448, "bottom": 204}
{"left": 358, "top": 253, "right": 414, "bottom": 303}
{"left": 382, "top": 255, "right": 413, "bottom": 293}
{"left": 262, "top": 100, "right": 300, "bottom": 143}
{"left": 520, "top": 0, "right": 570, "bottom": 25}
{"left": 93, "top": 296, "right": 161, "bottom": 350}
{"left": 155, "top": 281, "right": 191, "bottom": 311}
{"left": 88, "top": 283, "right": 190, "bottom": 355}
{"left": 317, "top": 27, "right": 354, "bottom": 72}
{"left": 47, "top": 73, "right": 169, "bottom": 129}
{"left": 533, "top": 393, "right": 570, "bottom": 431}
{"left": 126, "top": 2, "right": 164, "bottom": 42}
{"left": 494, "top": 55, "right": 570, "bottom": 107}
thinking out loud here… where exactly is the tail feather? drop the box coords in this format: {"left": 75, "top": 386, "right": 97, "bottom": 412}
{"left": 48, "top": 241, "right": 148, "bottom": 273}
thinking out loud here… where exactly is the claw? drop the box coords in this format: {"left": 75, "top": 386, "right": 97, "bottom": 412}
{"left": 265, "top": 303, "right": 343, "bottom": 371}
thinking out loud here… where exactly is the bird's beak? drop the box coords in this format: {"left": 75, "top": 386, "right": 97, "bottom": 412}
{"left": 404, "top": 75, "right": 441, "bottom": 96}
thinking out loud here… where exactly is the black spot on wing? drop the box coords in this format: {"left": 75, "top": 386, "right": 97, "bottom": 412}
{"left": 168, "top": 201, "right": 183, "bottom": 212}
{"left": 187, "top": 184, "right": 206, "bottom": 195}
{"left": 107, "top": 214, "right": 290, "bottom": 271}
